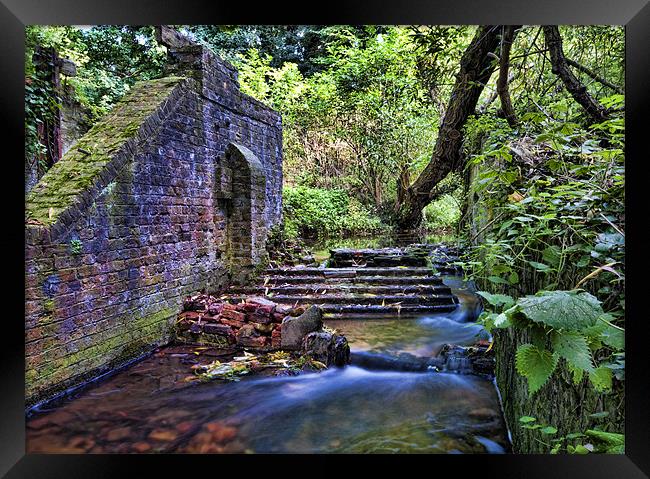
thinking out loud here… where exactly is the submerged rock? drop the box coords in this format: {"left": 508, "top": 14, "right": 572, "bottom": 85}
{"left": 351, "top": 351, "right": 442, "bottom": 372}
{"left": 438, "top": 343, "right": 495, "bottom": 376}
{"left": 350, "top": 341, "right": 495, "bottom": 377}
{"left": 302, "top": 331, "right": 351, "bottom": 367}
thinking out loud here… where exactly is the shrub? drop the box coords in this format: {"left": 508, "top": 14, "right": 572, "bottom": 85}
{"left": 422, "top": 193, "right": 462, "bottom": 231}
{"left": 283, "top": 186, "right": 387, "bottom": 239}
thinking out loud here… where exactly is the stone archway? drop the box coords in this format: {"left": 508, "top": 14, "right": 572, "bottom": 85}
{"left": 224, "top": 143, "right": 268, "bottom": 281}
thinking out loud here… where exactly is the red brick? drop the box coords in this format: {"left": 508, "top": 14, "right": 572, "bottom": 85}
{"left": 219, "top": 318, "right": 245, "bottom": 329}
{"left": 221, "top": 309, "right": 245, "bottom": 322}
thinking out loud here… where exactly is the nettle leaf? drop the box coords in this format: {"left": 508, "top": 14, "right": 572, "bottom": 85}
{"left": 551, "top": 331, "right": 595, "bottom": 374}
{"left": 476, "top": 291, "right": 515, "bottom": 310}
{"left": 487, "top": 275, "right": 509, "bottom": 285}
{"left": 515, "top": 290, "right": 603, "bottom": 331}
{"left": 567, "top": 363, "right": 584, "bottom": 384}
{"left": 542, "top": 245, "right": 562, "bottom": 267}
{"left": 493, "top": 312, "right": 510, "bottom": 328}
{"left": 585, "top": 430, "right": 624, "bottom": 452}
{"left": 515, "top": 344, "right": 559, "bottom": 395}
{"left": 589, "top": 366, "right": 613, "bottom": 392}
{"left": 601, "top": 324, "right": 625, "bottom": 350}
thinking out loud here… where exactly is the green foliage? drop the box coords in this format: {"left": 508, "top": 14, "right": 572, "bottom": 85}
{"left": 69, "top": 239, "right": 83, "bottom": 255}
{"left": 26, "top": 26, "right": 166, "bottom": 123}
{"left": 479, "top": 289, "right": 624, "bottom": 395}
{"left": 512, "top": 290, "right": 602, "bottom": 331}
{"left": 584, "top": 429, "right": 624, "bottom": 453}
{"left": 518, "top": 416, "right": 624, "bottom": 454}
{"left": 515, "top": 344, "right": 558, "bottom": 394}
{"left": 422, "top": 192, "right": 462, "bottom": 231}
{"left": 25, "top": 25, "right": 167, "bottom": 183}
{"left": 186, "top": 25, "right": 353, "bottom": 76}
{"left": 224, "top": 26, "right": 438, "bottom": 214}
{"left": 551, "top": 331, "right": 594, "bottom": 375}
{"left": 588, "top": 366, "right": 613, "bottom": 393}
{"left": 476, "top": 291, "right": 515, "bottom": 310}
{"left": 465, "top": 53, "right": 625, "bottom": 401}
{"left": 282, "top": 186, "right": 387, "bottom": 239}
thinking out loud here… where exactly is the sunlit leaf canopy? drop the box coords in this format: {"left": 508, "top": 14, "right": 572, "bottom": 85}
{"left": 26, "top": 25, "right": 623, "bottom": 232}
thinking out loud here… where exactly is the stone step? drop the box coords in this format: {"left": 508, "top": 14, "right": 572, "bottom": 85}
{"left": 230, "top": 284, "right": 453, "bottom": 296}
{"left": 328, "top": 257, "right": 428, "bottom": 268}
{"left": 263, "top": 275, "right": 445, "bottom": 285}
{"left": 226, "top": 294, "right": 457, "bottom": 306}
{"left": 265, "top": 267, "right": 436, "bottom": 277}
{"left": 320, "top": 303, "right": 458, "bottom": 317}
{"left": 328, "top": 251, "right": 429, "bottom": 268}
{"left": 432, "top": 263, "right": 463, "bottom": 275}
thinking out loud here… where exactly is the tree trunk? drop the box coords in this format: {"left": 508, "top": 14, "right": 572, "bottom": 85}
{"left": 494, "top": 326, "right": 624, "bottom": 453}
{"left": 497, "top": 25, "right": 521, "bottom": 127}
{"left": 396, "top": 165, "right": 411, "bottom": 207}
{"left": 395, "top": 26, "right": 502, "bottom": 230}
{"left": 543, "top": 26, "right": 610, "bottom": 124}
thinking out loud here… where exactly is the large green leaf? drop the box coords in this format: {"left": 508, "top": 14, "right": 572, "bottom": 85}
{"left": 601, "top": 323, "right": 625, "bottom": 350}
{"left": 551, "top": 331, "right": 595, "bottom": 374}
{"left": 476, "top": 291, "right": 515, "bottom": 310}
{"left": 515, "top": 290, "right": 603, "bottom": 331}
{"left": 515, "top": 344, "right": 559, "bottom": 395}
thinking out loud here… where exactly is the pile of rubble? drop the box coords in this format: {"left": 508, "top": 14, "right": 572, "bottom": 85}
{"left": 175, "top": 294, "right": 350, "bottom": 368}
{"left": 177, "top": 294, "right": 293, "bottom": 349}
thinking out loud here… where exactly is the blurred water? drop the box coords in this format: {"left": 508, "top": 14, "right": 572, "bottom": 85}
{"left": 26, "top": 273, "right": 509, "bottom": 454}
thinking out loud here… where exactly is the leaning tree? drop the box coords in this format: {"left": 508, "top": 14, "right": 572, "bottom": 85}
{"left": 394, "top": 24, "right": 614, "bottom": 230}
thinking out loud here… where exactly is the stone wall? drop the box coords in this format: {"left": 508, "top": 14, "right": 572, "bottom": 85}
{"left": 25, "top": 46, "right": 283, "bottom": 405}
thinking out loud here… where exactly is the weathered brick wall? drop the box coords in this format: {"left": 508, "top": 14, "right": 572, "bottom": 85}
{"left": 25, "top": 48, "right": 282, "bottom": 405}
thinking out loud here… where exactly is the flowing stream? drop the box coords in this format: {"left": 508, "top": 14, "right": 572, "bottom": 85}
{"left": 26, "top": 246, "right": 510, "bottom": 454}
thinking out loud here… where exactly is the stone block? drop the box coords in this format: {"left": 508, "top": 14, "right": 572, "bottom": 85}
{"left": 281, "top": 306, "right": 323, "bottom": 350}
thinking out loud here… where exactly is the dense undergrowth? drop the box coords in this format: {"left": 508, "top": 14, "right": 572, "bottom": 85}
{"left": 460, "top": 93, "right": 625, "bottom": 453}
{"left": 282, "top": 185, "right": 460, "bottom": 240}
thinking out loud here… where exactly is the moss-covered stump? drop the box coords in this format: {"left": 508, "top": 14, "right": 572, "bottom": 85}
{"left": 494, "top": 327, "right": 624, "bottom": 453}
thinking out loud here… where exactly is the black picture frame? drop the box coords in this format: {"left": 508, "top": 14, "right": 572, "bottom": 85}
{"left": 2, "top": 0, "right": 648, "bottom": 476}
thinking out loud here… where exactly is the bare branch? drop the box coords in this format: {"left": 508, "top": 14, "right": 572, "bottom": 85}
{"left": 497, "top": 25, "right": 521, "bottom": 127}
{"left": 566, "top": 58, "right": 624, "bottom": 95}
{"left": 543, "top": 26, "right": 609, "bottom": 123}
